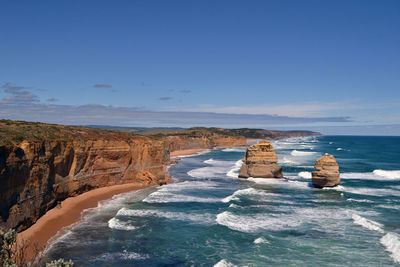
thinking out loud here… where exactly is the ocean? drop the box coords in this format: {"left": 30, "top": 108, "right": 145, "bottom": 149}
{"left": 41, "top": 136, "right": 400, "bottom": 266}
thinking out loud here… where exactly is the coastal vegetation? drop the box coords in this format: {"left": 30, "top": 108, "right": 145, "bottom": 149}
{"left": 0, "top": 228, "right": 74, "bottom": 266}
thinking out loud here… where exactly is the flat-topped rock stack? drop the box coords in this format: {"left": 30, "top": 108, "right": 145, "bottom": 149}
{"left": 312, "top": 154, "right": 340, "bottom": 188}
{"left": 239, "top": 141, "right": 283, "bottom": 178}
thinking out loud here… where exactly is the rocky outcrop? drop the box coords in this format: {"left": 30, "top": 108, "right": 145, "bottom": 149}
{"left": 223, "top": 128, "right": 322, "bottom": 140}
{"left": 167, "top": 135, "right": 246, "bottom": 152}
{"left": 0, "top": 137, "right": 170, "bottom": 232}
{"left": 238, "top": 141, "right": 283, "bottom": 178}
{"left": 312, "top": 154, "right": 340, "bottom": 188}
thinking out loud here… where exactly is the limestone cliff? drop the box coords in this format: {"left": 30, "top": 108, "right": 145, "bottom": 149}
{"left": 238, "top": 141, "right": 283, "bottom": 178}
{"left": 312, "top": 154, "right": 340, "bottom": 188}
{"left": 0, "top": 137, "right": 169, "bottom": 232}
{"left": 0, "top": 121, "right": 247, "bottom": 232}
{"left": 144, "top": 127, "right": 246, "bottom": 152}
{"left": 167, "top": 135, "right": 246, "bottom": 152}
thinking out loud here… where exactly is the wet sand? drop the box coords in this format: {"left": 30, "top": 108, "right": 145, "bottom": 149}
{"left": 18, "top": 182, "right": 152, "bottom": 262}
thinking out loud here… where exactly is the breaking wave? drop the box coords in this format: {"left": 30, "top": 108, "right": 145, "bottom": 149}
{"left": 290, "top": 150, "right": 317, "bottom": 156}
{"left": 381, "top": 232, "right": 400, "bottom": 264}
{"left": 352, "top": 214, "right": 384, "bottom": 233}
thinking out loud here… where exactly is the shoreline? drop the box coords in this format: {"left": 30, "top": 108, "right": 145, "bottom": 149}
{"left": 18, "top": 182, "right": 153, "bottom": 262}
{"left": 170, "top": 144, "right": 250, "bottom": 158}
{"left": 19, "top": 145, "right": 250, "bottom": 263}
{"left": 170, "top": 148, "right": 211, "bottom": 157}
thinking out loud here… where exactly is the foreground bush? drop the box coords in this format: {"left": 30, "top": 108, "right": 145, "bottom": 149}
{"left": 0, "top": 229, "right": 74, "bottom": 267}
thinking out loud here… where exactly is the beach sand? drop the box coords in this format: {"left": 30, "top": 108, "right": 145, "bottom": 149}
{"left": 20, "top": 146, "right": 248, "bottom": 263}
{"left": 18, "top": 182, "right": 152, "bottom": 262}
{"left": 170, "top": 148, "right": 210, "bottom": 157}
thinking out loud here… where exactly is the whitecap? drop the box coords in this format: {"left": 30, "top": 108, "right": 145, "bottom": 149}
{"left": 188, "top": 166, "right": 230, "bottom": 178}
{"left": 95, "top": 251, "right": 149, "bottom": 261}
{"left": 226, "top": 160, "right": 243, "bottom": 178}
{"left": 346, "top": 198, "right": 374, "bottom": 203}
{"left": 373, "top": 170, "right": 400, "bottom": 179}
{"left": 116, "top": 208, "right": 215, "bottom": 224}
{"left": 213, "top": 259, "right": 237, "bottom": 267}
{"left": 336, "top": 147, "right": 344, "bottom": 151}
{"left": 291, "top": 150, "right": 317, "bottom": 156}
{"left": 221, "top": 187, "right": 276, "bottom": 203}
{"left": 352, "top": 214, "right": 384, "bottom": 233}
{"left": 248, "top": 177, "right": 311, "bottom": 190}
{"left": 338, "top": 186, "right": 400, "bottom": 197}
{"left": 204, "top": 158, "right": 235, "bottom": 165}
{"left": 254, "top": 237, "right": 269, "bottom": 244}
{"left": 108, "top": 217, "right": 137, "bottom": 231}
{"left": 298, "top": 171, "right": 312, "bottom": 179}
{"left": 216, "top": 208, "right": 370, "bottom": 233}
{"left": 381, "top": 232, "right": 400, "bottom": 264}
{"left": 216, "top": 210, "right": 303, "bottom": 233}
{"left": 341, "top": 170, "right": 400, "bottom": 181}
{"left": 222, "top": 148, "right": 246, "bottom": 152}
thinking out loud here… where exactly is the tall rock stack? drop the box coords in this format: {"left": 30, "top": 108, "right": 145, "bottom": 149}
{"left": 312, "top": 154, "right": 340, "bottom": 188}
{"left": 238, "top": 141, "right": 283, "bottom": 178}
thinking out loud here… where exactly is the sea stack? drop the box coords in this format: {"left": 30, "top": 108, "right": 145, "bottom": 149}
{"left": 312, "top": 154, "right": 340, "bottom": 188}
{"left": 238, "top": 141, "right": 283, "bottom": 178}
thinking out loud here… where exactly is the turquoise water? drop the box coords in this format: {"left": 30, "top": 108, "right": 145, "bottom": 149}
{"left": 43, "top": 136, "right": 400, "bottom": 266}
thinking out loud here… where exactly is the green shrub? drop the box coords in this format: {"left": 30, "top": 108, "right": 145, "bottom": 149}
{"left": 46, "top": 258, "right": 74, "bottom": 267}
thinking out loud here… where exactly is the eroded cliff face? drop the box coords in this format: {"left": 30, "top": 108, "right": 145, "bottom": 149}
{"left": 0, "top": 137, "right": 169, "bottom": 231}
{"left": 167, "top": 135, "right": 246, "bottom": 152}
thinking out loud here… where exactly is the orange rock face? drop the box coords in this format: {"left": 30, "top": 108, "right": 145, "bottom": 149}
{"left": 239, "top": 141, "right": 283, "bottom": 178}
{"left": 312, "top": 154, "right": 340, "bottom": 188}
{"left": 167, "top": 135, "right": 246, "bottom": 152}
{"left": 0, "top": 137, "right": 169, "bottom": 231}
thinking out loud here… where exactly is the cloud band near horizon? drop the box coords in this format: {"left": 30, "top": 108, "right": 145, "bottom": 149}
{"left": 0, "top": 102, "right": 351, "bottom": 128}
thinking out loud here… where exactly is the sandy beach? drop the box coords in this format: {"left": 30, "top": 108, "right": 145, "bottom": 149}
{"left": 19, "top": 146, "right": 249, "bottom": 263}
{"left": 18, "top": 182, "right": 152, "bottom": 262}
{"left": 170, "top": 148, "right": 210, "bottom": 157}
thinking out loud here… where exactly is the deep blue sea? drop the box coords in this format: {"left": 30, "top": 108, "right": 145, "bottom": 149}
{"left": 42, "top": 136, "right": 400, "bottom": 266}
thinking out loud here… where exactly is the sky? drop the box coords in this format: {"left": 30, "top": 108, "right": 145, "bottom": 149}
{"left": 1, "top": 0, "right": 399, "bottom": 135}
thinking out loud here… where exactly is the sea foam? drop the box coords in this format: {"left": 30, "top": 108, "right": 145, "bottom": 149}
{"left": 298, "top": 171, "right": 312, "bottom": 179}
{"left": 108, "top": 217, "right": 137, "bottom": 231}
{"left": 381, "top": 232, "right": 400, "bottom": 264}
{"left": 116, "top": 208, "right": 215, "bottom": 224}
{"left": 290, "top": 150, "right": 317, "bottom": 156}
{"left": 253, "top": 237, "right": 269, "bottom": 244}
{"left": 213, "top": 259, "right": 237, "bottom": 267}
{"left": 352, "top": 214, "right": 384, "bottom": 233}
{"left": 341, "top": 170, "right": 400, "bottom": 181}
{"left": 226, "top": 160, "right": 243, "bottom": 178}
{"left": 222, "top": 148, "right": 246, "bottom": 152}
{"left": 221, "top": 187, "right": 276, "bottom": 203}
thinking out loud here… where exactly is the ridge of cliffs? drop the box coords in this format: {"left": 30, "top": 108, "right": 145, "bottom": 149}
{"left": 143, "top": 127, "right": 247, "bottom": 152}
{"left": 0, "top": 137, "right": 170, "bottom": 232}
{"left": 222, "top": 128, "right": 322, "bottom": 140}
{"left": 0, "top": 121, "right": 246, "bottom": 232}
{"left": 0, "top": 120, "right": 319, "bottom": 232}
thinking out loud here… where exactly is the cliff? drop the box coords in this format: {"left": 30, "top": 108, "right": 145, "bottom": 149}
{"left": 0, "top": 121, "right": 247, "bottom": 232}
{"left": 0, "top": 121, "right": 170, "bottom": 232}
{"left": 144, "top": 127, "right": 247, "bottom": 152}
{"left": 224, "top": 128, "right": 321, "bottom": 140}
{"left": 238, "top": 141, "right": 283, "bottom": 178}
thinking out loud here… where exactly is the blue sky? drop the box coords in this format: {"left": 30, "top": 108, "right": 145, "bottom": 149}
{"left": 1, "top": 0, "right": 399, "bottom": 134}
